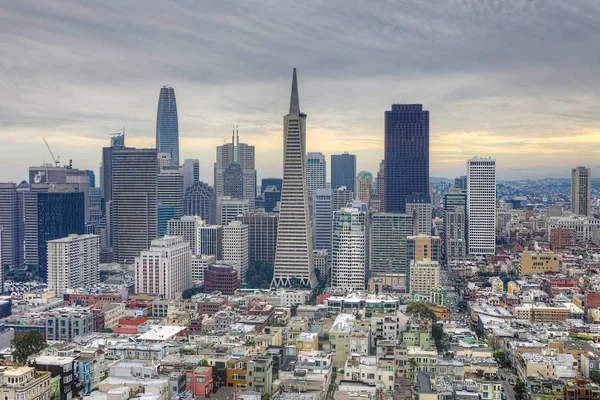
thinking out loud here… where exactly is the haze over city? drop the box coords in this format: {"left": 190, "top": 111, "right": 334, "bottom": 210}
{"left": 1, "top": 0, "right": 600, "bottom": 182}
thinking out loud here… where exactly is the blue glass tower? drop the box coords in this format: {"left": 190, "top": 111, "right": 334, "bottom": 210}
{"left": 156, "top": 86, "right": 179, "bottom": 165}
{"left": 384, "top": 104, "right": 429, "bottom": 213}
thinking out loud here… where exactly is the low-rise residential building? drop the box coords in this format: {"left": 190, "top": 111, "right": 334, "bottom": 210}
{"left": 343, "top": 355, "right": 395, "bottom": 391}
{"left": 45, "top": 307, "right": 94, "bottom": 342}
{"left": 185, "top": 366, "right": 213, "bottom": 398}
{"left": 0, "top": 366, "right": 51, "bottom": 400}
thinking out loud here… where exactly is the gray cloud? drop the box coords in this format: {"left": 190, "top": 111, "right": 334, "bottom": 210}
{"left": 0, "top": 0, "right": 599, "bottom": 182}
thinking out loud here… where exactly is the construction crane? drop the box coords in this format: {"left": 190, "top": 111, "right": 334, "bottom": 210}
{"left": 42, "top": 138, "right": 60, "bottom": 167}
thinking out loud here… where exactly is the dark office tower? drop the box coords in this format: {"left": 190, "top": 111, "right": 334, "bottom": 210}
{"left": 37, "top": 191, "right": 85, "bottom": 280}
{"left": 86, "top": 171, "right": 95, "bottom": 188}
{"left": 263, "top": 186, "right": 281, "bottom": 213}
{"left": 384, "top": 104, "right": 429, "bottom": 213}
{"left": 111, "top": 148, "right": 158, "bottom": 264}
{"left": 261, "top": 178, "right": 283, "bottom": 194}
{"left": 442, "top": 190, "right": 467, "bottom": 264}
{"left": 454, "top": 175, "right": 467, "bottom": 192}
{"left": 331, "top": 152, "right": 356, "bottom": 193}
{"left": 184, "top": 182, "right": 216, "bottom": 224}
{"left": 0, "top": 183, "right": 23, "bottom": 268}
{"left": 156, "top": 86, "right": 179, "bottom": 166}
{"left": 235, "top": 212, "right": 278, "bottom": 267}
{"left": 223, "top": 163, "right": 245, "bottom": 200}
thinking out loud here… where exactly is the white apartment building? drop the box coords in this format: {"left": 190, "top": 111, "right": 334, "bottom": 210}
{"left": 409, "top": 259, "right": 440, "bottom": 300}
{"left": 223, "top": 220, "right": 249, "bottom": 283}
{"left": 167, "top": 216, "right": 204, "bottom": 255}
{"left": 331, "top": 207, "right": 366, "bottom": 290}
{"left": 47, "top": 234, "right": 100, "bottom": 296}
{"left": 134, "top": 236, "right": 192, "bottom": 299}
{"left": 467, "top": 157, "right": 496, "bottom": 255}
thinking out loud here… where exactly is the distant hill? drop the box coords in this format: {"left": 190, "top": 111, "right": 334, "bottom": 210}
{"left": 430, "top": 177, "right": 453, "bottom": 184}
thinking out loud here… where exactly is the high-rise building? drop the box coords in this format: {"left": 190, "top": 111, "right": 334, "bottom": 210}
{"left": 86, "top": 170, "right": 96, "bottom": 188}
{"left": 134, "top": 236, "right": 191, "bottom": 299}
{"left": 407, "top": 234, "right": 440, "bottom": 264}
{"left": 37, "top": 190, "right": 85, "bottom": 280}
{"left": 306, "top": 153, "right": 326, "bottom": 195}
{"left": 157, "top": 166, "right": 184, "bottom": 237}
{"left": 454, "top": 176, "right": 467, "bottom": 192}
{"left": 408, "top": 259, "right": 440, "bottom": 299}
{"left": 235, "top": 212, "right": 278, "bottom": 267}
{"left": 467, "top": 157, "right": 496, "bottom": 256}
{"left": 406, "top": 195, "right": 432, "bottom": 235}
{"left": 223, "top": 163, "right": 245, "bottom": 200}
{"left": 370, "top": 161, "right": 385, "bottom": 212}
{"left": 384, "top": 104, "right": 429, "bottom": 213}
{"left": 443, "top": 190, "right": 467, "bottom": 263}
{"left": 223, "top": 220, "right": 249, "bottom": 283}
{"left": 313, "top": 249, "right": 329, "bottom": 282}
{"left": 218, "top": 196, "right": 249, "bottom": 225}
{"left": 262, "top": 186, "right": 281, "bottom": 213}
{"left": 0, "top": 183, "right": 23, "bottom": 268}
{"left": 191, "top": 254, "right": 215, "bottom": 286}
{"left": 331, "top": 152, "right": 356, "bottom": 193}
{"left": 369, "top": 213, "right": 414, "bottom": 275}
{"left": 197, "top": 224, "right": 223, "bottom": 260}
{"left": 157, "top": 152, "right": 172, "bottom": 171}
{"left": 261, "top": 178, "right": 282, "bottom": 194}
{"left": 215, "top": 128, "right": 256, "bottom": 209}
{"left": 47, "top": 234, "right": 99, "bottom": 295}
{"left": 332, "top": 186, "right": 354, "bottom": 212}
{"left": 181, "top": 159, "right": 200, "bottom": 192}
{"left": 331, "top": 207, "right": 366, "bottom": 290}
{"left": 571, "top": 166, "right": 592, "bottom": 216}
{"left": 185, "top": 182, "right": 216, "bottom": 224}
{"left": 313, "top": 189, "right": 333, "bottom": 254}
{"left": 111, "top": 148, "right": 158, "bottom": 264}
{"left": 272, "top": 69, "right": 317, "bottom": 288}
{"left": 204, "top": 264, "right": 240, "bottom": 295}
{"left": 356, "top": 171, "right": 373, "bottom": 205}
{"left": 167, "top": 216, "right": 204, "bottom": 255}
{"left": 156, "top": 86, "right": 179, "bottom": 166}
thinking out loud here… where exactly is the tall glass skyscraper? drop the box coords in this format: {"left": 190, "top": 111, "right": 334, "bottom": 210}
{"left": 331, "top": 152, "right": 356, "bottom": 193}
{"left": 156, "top": 86, "right": 179, "bottom": 166}
{"left": 384, "top": 104, "right": 429, "bottom": 213}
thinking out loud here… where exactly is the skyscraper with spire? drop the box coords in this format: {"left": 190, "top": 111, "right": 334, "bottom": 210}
{"left": 156, "top": 86, "right": 179, "bottom": 166}
{"left": 272, "top": 69, "right": 317, "bottom": 288}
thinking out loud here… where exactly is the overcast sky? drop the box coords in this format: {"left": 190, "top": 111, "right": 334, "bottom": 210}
{"left": 1, "top": 0, "right": 600, "bottom": 184}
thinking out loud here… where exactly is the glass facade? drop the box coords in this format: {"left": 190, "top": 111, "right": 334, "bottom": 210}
{"left": 156, "top": 86, "right": 179, "bottom": 165}
{"left": 331, "top": 153, "right": 356, "bottom": 193}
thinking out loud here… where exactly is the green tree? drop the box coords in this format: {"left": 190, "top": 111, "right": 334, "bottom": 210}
{"left": 200, "top": 359, "right": 209, "bottom": 367}
{"left": 405, "top": 301, "right": 437, "bottom": 322}
{"left": 514, "top": 379, "right": 526, "bottom": 400}
{"left": 591, "top": 370, "right": 600, "bottom": 384}
{"left": 11, "top": 330, "right": 47, "bottom": 365}
{"left": 432, "top": 324, "right": 448, "bottom": 352}
{"left": 246, "top": 261, "right": 274, "bottom": 289}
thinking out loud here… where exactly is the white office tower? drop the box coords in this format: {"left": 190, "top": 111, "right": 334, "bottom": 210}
{"left": 215, "top": 127, "right": 256, "bottom": 209}
{"left": 167, "top": 216, "right": 204, "bottom": 255}
{"left": 223, "top": 220, "right": 249, "bottom": 283}
{"left": 181, "top": 159, "right": 200, "bottom": 192}
{"left": 406, "top": 195, "right": 432, "bottom": 235}
{"left": 467, "top": 157, "right": 497, "bottom": 255}
{"left": 306, "top": 152, "right": 327, "bottom": 195}
{"left": 157, "top": 152, "right": 172, "bottom": 171}
{"left": 134, "top": 236, "right": 191, "bottom": 299}
{"left": 331, "top": 206, "right": 367, "bottom": 290}
{"left": 313, "top": 188, "right": 333, "bottom": 254}
{"left": 217, "top": 196, "right": 249, "bottom": 225}
{"left": 369, "top": 213, "right": 414, "bottom": 275}
{"left": 47, "top": 234, "right": 100, "bottom": 296}
{"left": 272, "top": 69, "right": 317, "bottom": 288}
{"left": 409, "top": 259, "right": 440, "bottom": 299}
{"left": 192, "top": 254, "right": 215, "bottom": 286}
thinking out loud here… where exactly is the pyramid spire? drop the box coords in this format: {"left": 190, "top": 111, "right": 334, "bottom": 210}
{"left": 289, "top": 68, "right": 300, "bottom": 115}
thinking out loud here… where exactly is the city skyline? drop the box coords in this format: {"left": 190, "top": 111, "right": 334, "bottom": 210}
{"left": 1, "top": 1, "right": 599, "bottom": 183}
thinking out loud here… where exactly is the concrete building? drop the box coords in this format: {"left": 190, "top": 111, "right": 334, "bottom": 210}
{"left": 548, "top": 216, "right": 600, "bottom": 243}
{"left": 407, "top": 235, "right": 440, "bottom": 264}
{"left": 467, "top": 157, "right": 496, "bottom": 256}
{"left": 332, "top": 186, "right": 353, "bottom": 212}
{"left": 235, "top": 212, "right": 278, "bottom": 267}
{"left": 111, "top": 147, "right": 158, "bottom": 265}
{"left": 519, "top": 252, "right": 561, "bottom": 275}
{"left": 329, "top": 314, "right": 358, "bottom": 368}
{"left": 406, "top": 195, "right": 432, "bottom": 235}
{"left": 0, "top": 366, "right": 50, "bottom": 400}
{"left": 409, "top": 259, "right": 440, "bottom": 300}
{"left": 369, "top": 213, "right": 414, "bottom": 275}
{"left": 272, "top": 69, "right": 317, "bottom": 288}
{"left": 157, "top": 166, "right": 184, "bottom": 236}
{"left": 217, "top": 196, "right": 249, "bottom": 225}
{"left": 223, "top": 220, "right": 249, "bottom": 283}
{"left": 204, "top": 264, "right": 240, "bottom": 295}
{"left": 356, "top": 171, "right": 373, "bottom": 205}
{"left": 45, "top": 307, "right": 94, "bottom": 342}
{"left": 306, "top": 152, "right": 326, "bottom": 195}
{"left": 197, "top": 224, "right": 223, "bottom": 259}
{"left": 331, "top": 207, "right": 367, "bottom": 290}
{"left": 313, "top": 188, "right": 333, "bottom": 254}
{"left": 313, "top": 249, "right": 329, "bottom": 281}
{"left": 0, "top": 182, "right": 23, "bottom": 268}
{"left": 184, "top": 181, "right": 215, "bottom": 225}
{"left": 47, "top": 234, "right": 100, "bottom": 296}
{"left": 167, "top": 216, "right": 203, "bottom": 255}
{"left": 134, "top": 236, "right": 192, "bottom": 299}
{"left": 443, "top": 190, "right": 467, "bottom": 263}
{"left": 572, "top": 166, "right": 592, "bottom": 216}
{"left": 181, "top": 158, "right": 199, "bottom": 192}
{"left": 191, "top": 255, "right": 215, "bottom": 286}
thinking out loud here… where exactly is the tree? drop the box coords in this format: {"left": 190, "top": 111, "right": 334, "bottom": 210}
{"left": 246, "top": 261, "right": 274, "bottom": 289}
{"left": 200, "top": 359, "right": 209, "bottom": 367}
{"left": 514, "top": 379, "right": 526, "bottom": 400}
{"left": 405, "top": 302, "right": 437, "bottom": 322}
{"left": 432, "top": 324, "right": 448, "bottom": 352}
{"left": 182, "top": 287, "right": 204, "bottom": 299}
{"left": 11, "top": 330, "right": 47, "bottom": 365}
{"left": 591, "top": 370, "right": 600, "bottom": 384}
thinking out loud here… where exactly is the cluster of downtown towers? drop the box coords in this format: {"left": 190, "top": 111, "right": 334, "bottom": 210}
{"left": 0, "top": 69, "right": 496, "bottom": 290}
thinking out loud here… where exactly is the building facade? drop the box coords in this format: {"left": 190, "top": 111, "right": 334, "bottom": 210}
{"left": 331, "top": 152, "right": 356, "bottom": 193}
{"left": 369, "top": 213, "right": 414, "bottom": 275}
{"left": 167, "top": 216, "right": 204, "bottom": 255}
{"left": 223, "top": 221, "right": 249, "bottom": 283}
{"left": 406, "top": 194, "right": 432, "bottom": 235}
{"left": 571, "top": 166, "right": 592, "bottom": 216}
{"left": 156, "top": 85, "right": 179, "bottom": 165}
{"left": 47, "top": 234, "right": 100, "bottom": 296}
{"left": 235, "top": 212, "right": 278, "bottom": 267}
{"left": 306, "top": 152, "right": 326, "bottom": 195}
{"left": 204, "top": 264, "right": 240, "bottom": 295}
{"left": 197, "top": 224, "right": 223, "bottom": 259}
{"left": 181, "top": 159, "right": 199, "bottom": 192}
{"left": 331, "top": 207, "right": 367, "bottom": 290}
{"left": 356, "top": 171, "right": 373, "bottom": 205}
{"left": 184, "top": 181, "right": 216, "bottom": 225}
{"left": 313, "top": 188, "right": 333, "bottom": 254}
{"left": 217, "top": 196, "right": 249, "bottom": 226}
{"left": 467, "top": 157, "right": 496, "bottom": 256}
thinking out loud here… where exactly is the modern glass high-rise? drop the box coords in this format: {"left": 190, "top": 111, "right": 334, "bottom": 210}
{"left": 331, "top": 152, "right": 356, "bottom": 193}
{"left": 261, "top": 178, "right": 282, "bottom": 194}
{"left": 571, "top": 166, "right": 592, "bottom": 216}
{"left": 384, "top": 104, "right": 429, "bottom": 213}
{"left": 306, "top": 152, "right": 326, "bottom": 195}
{"left": 272, "top": 69, "right": 317, "bottom": 288}
{"left": 184, "top": 182, "right": 216, "bottom": 224}
{"left": 156, "top": 86, "right": 179, "bottom": 166}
